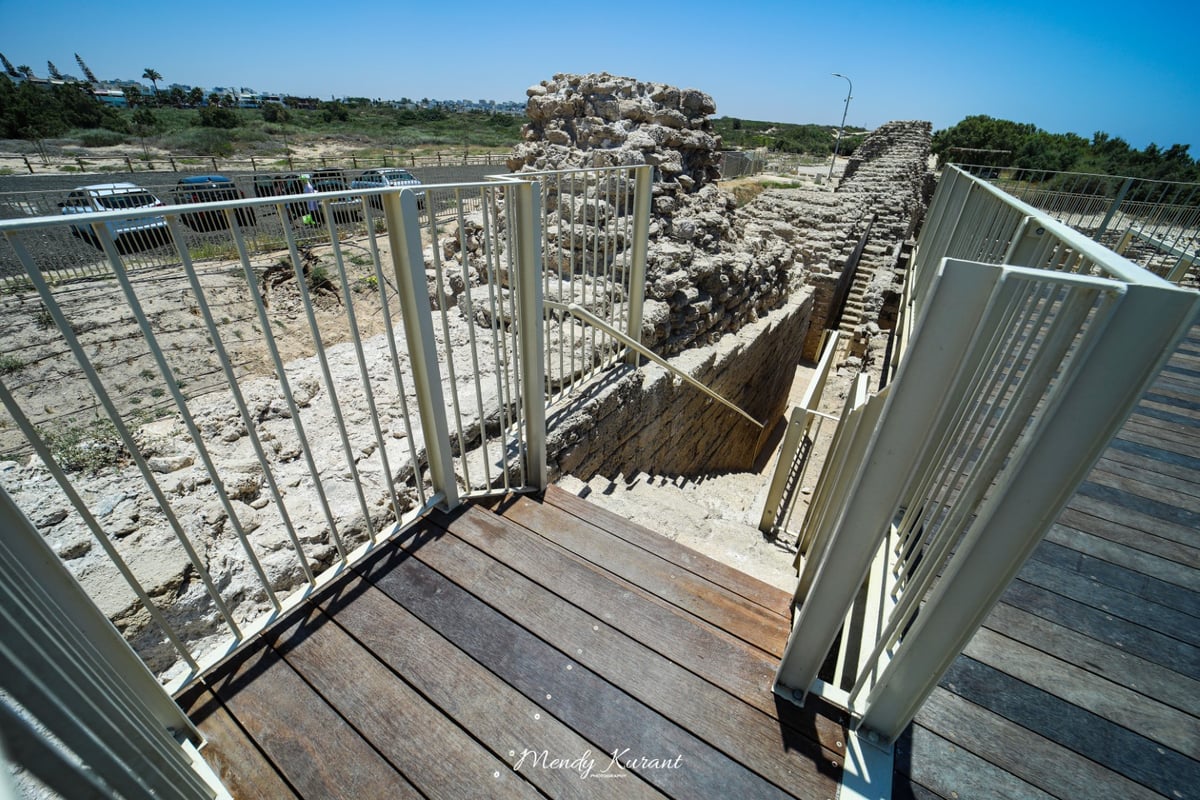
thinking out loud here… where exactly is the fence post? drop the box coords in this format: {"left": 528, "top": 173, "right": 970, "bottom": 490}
{"left": 381, "top": 189, "right": 459, "bottom": 509}
{"left": 625, "top": 164, "right": 652, "bottom": 363}
{"left": 124, "top": 156, "right": 133, "bottom": 172}
{"left": 512, "top": 181, "right": 547, "bottom": 489}
{"left": 1095, "top": 176, "right": 1134, "bottom": 240}
{"left": 169, "top": 157, "right": 176, "bottom": 171}
{"left": 22, "top": 155, "right": 33, "bottom": 174}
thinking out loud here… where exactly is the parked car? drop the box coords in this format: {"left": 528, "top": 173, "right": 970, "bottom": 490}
{"left": 59, "top": 183, "right": 170, "bottom": 252}
{"left": 252, "top": 173, "right": 308, "bottom": 220}
{"left": 350, "top": 168, "right": 425, "bottom": 209}
{"left": 311, "top": 175, "right": 363, "bottom": 223}
{"left": 171, "top": 175, "right": 255, "bottom": 232}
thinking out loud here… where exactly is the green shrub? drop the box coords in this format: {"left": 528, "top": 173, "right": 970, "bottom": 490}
{"left": 75, "top": 128, "right": 128, "bottom": 147}
{"left": 41, "top": 417, "right": 128, "bottom": 474}
{"left": 0, "top": 354, "right": 26, "bottom": 374}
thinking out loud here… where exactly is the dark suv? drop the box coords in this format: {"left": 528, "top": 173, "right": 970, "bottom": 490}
{"left": 172, "top": 175, "right": 255, "bottom": 231}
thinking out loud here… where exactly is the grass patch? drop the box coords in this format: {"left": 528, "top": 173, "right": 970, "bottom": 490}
{"left": 0, "top": 354, "right": 26, "bottom": 374}
{"left": 41, "top": 417, "right": 128, "bottom": 474}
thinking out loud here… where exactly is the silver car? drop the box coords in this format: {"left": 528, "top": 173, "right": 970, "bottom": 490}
{"left": 350, "top": 168, "right": 425, "bottom": 209}
{"left": 60, "top": 183, "right": 170, "bottom": 252}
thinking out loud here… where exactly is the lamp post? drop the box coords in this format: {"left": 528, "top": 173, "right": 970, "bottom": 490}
{"left": 827, "top": 73, "right": 853, "bottom": 182}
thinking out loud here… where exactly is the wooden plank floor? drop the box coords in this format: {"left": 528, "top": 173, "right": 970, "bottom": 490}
{"left": 177, "top": 485, "right": 847, "bottom": 799}
{"left": 894, "top": 322, "right": 1200, "bottom": 800}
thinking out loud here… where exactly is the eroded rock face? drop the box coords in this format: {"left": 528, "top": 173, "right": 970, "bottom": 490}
{"left": 510, "top": 73, "right": 792, "bottom": 354}
{"left": 510, "top": 72, "right": 721, "bottom": 191}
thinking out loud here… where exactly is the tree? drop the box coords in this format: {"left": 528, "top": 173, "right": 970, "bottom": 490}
{"left": 47, "top": 61, "right": 63, "bottom": 81}
{"left": 141, "top": 68, "right": 162, "bottom": 100}
{"left": 0, "top": 52, "right": 19, "bottom": 78}
{"left": 187, "top": 87, "right": 204, "bottom": 107}
{"left": 167, "top": 86, "right": 185, "bottom": 108}
{"left": 262, "top": 102, "right": 288, "bottom": 124}
{"left": 74, "top": 53, "right": 97, "bottom": 84}
{"left": 122, "top": 85, "right": 142, "bottom": 108}
{"left": 207, "top": 92, "right": 220, "bottom": 107}
{"left": 17, "top": 65, "right": 33, "bottom": 80}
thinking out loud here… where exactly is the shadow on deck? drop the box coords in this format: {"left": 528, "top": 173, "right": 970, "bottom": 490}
{"left": 177, "top": 486, "right": 847, "bottom": 799}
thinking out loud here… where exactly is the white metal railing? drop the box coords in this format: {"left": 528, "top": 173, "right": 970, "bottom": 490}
{"left": 502, "top": 164, "right": 652, "bottom": 403}
{"left": 757, "top": 330, "right": 841, "bottom": 537}
{"left": 952, "top": 163, "right": 1200, "bottom": 283}
{"left": 0, "top": 168, "right": 645, "bottom": 793}
{"left": 775, "top": 165, "right": 1200, "bottom": 749}
{"left": 0, "top": 179, "right": 555, "bottom": 688}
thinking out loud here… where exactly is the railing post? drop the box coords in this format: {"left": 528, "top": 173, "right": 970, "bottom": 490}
{"left": 512, "top": 180, "right": 547, "bottom": 490}
{"left": 1095, "top": 176, "right": 1134, "bottom": 240}
{"left": 0, "top": 486, "right": 217, "bottom": 800}
{"left": 383, "top": 188, "right": 459, "bottom": 509}
{"left": 625, "top": 164, "right": 652, "bottom": 363}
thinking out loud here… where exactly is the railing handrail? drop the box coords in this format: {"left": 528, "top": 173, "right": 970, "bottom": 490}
{"left": 778, "top": 165, "right": 1200, "bottom": 749}
{"left": 919, "top": 165, "right": 1178, "bottom": 289}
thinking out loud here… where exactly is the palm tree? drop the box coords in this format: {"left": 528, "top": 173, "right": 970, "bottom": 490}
{"left": 142, "top": 68, "right": 162, "bottom": 99}
{"left": 46, "top": 61, "right": 63, "bottom": 81}
{"left": 17, "top": 65, "right": 33, "bottom": 80}
{"left": 74, "top": 53, "right": 98, "bottom": 85}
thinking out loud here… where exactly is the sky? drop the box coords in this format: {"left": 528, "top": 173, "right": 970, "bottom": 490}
{"left": 1, "top": 0, "right": 1196, "bottom": 150}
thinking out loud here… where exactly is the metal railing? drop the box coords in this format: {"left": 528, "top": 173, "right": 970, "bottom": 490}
{"left": 0, "top": 173, "right": 487, "bottom": 289}
{"left": 952, "top": 163, "right": 1200, "bottom": 284}
{"left": 775, "top": 165, "right": 1200, "bottom": 748}
{"left": 0, "top": 173, "right": 584, "bottom": 685}
{"left": 0, "top": 163, "right": 657, "bottom": 795}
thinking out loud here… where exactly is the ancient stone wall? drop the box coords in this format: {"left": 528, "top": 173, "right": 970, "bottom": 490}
{"left": 545, "top": 292, "right": 813, "bottom": 479}
{"left": 747, "top": 121, "right": 932, "bottom": 363}
{"left": 510, "top": 73, "right": 794, "bottom": 356}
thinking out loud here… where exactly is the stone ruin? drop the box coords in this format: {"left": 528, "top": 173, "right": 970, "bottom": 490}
{"left": 510, "top": 74, "right": 935, "bottom": 479}
{"left": 509, "top": 73, "right": 794, "bottom": 355}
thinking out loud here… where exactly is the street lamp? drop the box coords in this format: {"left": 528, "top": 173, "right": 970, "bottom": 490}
{"left": 827, "top": 73, "right": 853, "bottom": 181}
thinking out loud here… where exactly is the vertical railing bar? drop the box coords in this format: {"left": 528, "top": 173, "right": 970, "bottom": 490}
{"left": 894, "top": 280, "right": 1101, "bottom": 608}
{"left": 0, "top": 542, "right": 205, "bottom": 789}
{"left": 895, "top": 278, "right": 1052, "bottom": 585}
{"left": 425, "top": 195, "right": 472, "bottom": 492}
{"left": 359, "top": 202, "right": 408, "bottom": 511}
{"left": 109, "top": 216, "right": 281, "bottom": 611}
{"left": 455, "top": 188, "right": 494, "bottom": 490}
{"left": 0, "top": 619, "right": 203, "bottom": 800}
{"left": 479, "top": 188, "right": 512, "bottom": 492}
{"left": 505, "top": 190, "right": 528, "bottom": 487}
{"left": 0, "top": 378, "right": 200, "bottom": 673}
{"left": 251, "top": 208, "right": 348, "bottom": 560}
{"left": 326, "top": 217, "right": 401, "bottom": 540}
{"left": 893, "top": 278, "right": 1034, "bottom": 561}
{"left": 193, "top": 215, "right": 314, "bottom": 585}
{"left": 179, "top": 212, "right": 315, "bottom": 588}
{"left": 6, "top": 231, "right": 243, "bottom": 638}
{"left": 363, "top": 202, "right": 428, "bottom": 507}
{"left": 286, "top": 211, "right": 377, "bottom": 544}
{"left": 569, "top": 171, "right": 581, "bottom": 393}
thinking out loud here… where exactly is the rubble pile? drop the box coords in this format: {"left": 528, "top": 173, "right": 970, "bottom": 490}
{"left": 510, "top": 72, "right": 794, "bottom": 354}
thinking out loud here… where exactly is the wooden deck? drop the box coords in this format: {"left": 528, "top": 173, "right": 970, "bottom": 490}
{"left": 894, "top": 322, "right": 1200, "bottom": 800}
{"left": 177, "top": 486, "right": 848, "bottom": 799}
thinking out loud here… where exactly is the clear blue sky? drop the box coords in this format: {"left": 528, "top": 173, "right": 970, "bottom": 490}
{"left": 2, "top": 0, "right": 1195, "bottom": 150}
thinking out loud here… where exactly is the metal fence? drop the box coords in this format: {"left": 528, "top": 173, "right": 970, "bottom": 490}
{"left": 717, "top": 150, "right": 768, "bottom": 180}
{"left": 0, "top": 171, "right": 490, "bottom": 289}
{"left": 952, "top": 163, "right": 1200, "bottom": 284}
{"left": 774, "top": 165, "right": 1200, "bottom": 749}
{"left": 0, "top": 167, "right": 646, "bottom": 692}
